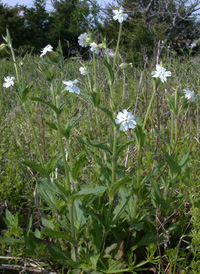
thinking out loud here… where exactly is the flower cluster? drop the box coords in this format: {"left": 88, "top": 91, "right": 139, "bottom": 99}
{"left": 3, "top": 76, "right": 15, "bottom": 88}
{"left": 115, "top": 109, "right": 136, "bottom": 132}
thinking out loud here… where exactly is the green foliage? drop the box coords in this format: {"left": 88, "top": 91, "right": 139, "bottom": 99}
{"left": 1, "top": 28, "right": 200, "bottom": 273}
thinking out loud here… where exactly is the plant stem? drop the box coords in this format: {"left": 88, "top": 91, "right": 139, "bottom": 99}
{"left": 136, "top": 149, "right": 141, "bottom": 188}
{"left": 174, "top": 88, "right": 178, "bottom": 156}
{"left": 23, "top": 103, "right": 45, "bottom": 169}
{"left": 112, "top": 128, "right": 117, "bottom": 185}
{"left": 69, "top": 202, "right": 78, "bottom": 262}
{"left": 8, "top": 43, "right": 20, "bottom": 85}
{"left": 56, "top": 114, "right": 70, "bottom": 190}
{"left": 113, "top": 23, "right": 122, "bottom": 70}
{"left": 93, "top": 52, "right": 97, "bottom": 93}
{"left": 52, "top": 85, "right": 70, "bottom": 190}
{"left": 170, "top": 112, "right": 174, "bottom": 149}
{"left": 142, "top": 81, "right": 156, "bottom": 131}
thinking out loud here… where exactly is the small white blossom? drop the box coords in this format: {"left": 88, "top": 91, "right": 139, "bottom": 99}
{"left": 79, "top": 66, "right": 88, "bottom": 75}
{"left": 183, "top": 89, "right": 195, "bottom": 101}
{"left": 113, "top": 7, "right": 128, "bottom": 23}
{"left": 78, "top": 32, "right": 89, "bottom": 47}
{"left": 3, "top": 76, "right": 15, "bottom": 88}
{"left": 151, "top": 64, "right": 171, "bottom": 83}
{"left": 63, "top": 79, "right": 80, "bottom": 94}
{"left": 90, "top": 42, "right": 99, "bottom": 54}
{"left": 115, "top": 109, "right": 136, "bottom": 132}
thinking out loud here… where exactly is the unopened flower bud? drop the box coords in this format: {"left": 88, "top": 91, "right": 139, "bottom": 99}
{"left": 98, "top": 43, "right": 103, "bottom": 49}
{"left": 98, "top": 42, "right": 106, "bottom": 49}
{"left": 119, "top": 62, "right": 129, "bottom": 70}
{"left": 85, "top": 37, "right": 91, "bottom": 44}
{"left": 0, "top": 43, "right": 7, "bottom": 51}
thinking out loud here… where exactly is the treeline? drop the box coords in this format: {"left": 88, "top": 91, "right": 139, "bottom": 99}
{"left": 0, "top": 0, "right": 100, "bottom": 56}
{"left": 1, "top": 0, "right": 200, "bottom": 60}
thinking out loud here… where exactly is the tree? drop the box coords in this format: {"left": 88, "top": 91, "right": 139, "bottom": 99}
{"left": 101, "top": 0, "right": 200, "bottom": 63}
{"left": 23, "top": 0, "right": 50, "bottom": 52}
{"left": 0, "top": 2, "right": 26, "bottom": 49}
{"left": 48, "top": 0, "right": 100, "bottom": 55}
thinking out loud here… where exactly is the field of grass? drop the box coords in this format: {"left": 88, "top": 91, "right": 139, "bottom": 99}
{"left": 0, "top": 30, "right": 200, "bottom": 274}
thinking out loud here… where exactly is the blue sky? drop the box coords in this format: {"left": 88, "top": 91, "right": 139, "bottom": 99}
{"left": 2, "top": 0, "right": 113, "bottom": 10}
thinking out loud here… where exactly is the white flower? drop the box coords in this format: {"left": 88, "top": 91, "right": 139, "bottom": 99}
{"left": 3, "top": 76, "right": 15, "bottom": 88}
{"left": 63, "top": 79, "right": 80, "bottom": 94}
{"left": 113, "top": 7, "right": 128, "bottom": 23}
{"left": 90, "top": 42, "right": 99, "bottom": 54}
{"left": 151, "top": 64, "right": 171, "bottom": 83}
{"left": 40, "top": 44, "right": 53, "bottom": 57}
{"left": 78, "top": 32, "right": 89, "bottom": 47}
{"left": 115, "top": 109, "right": 136, "bottom": 132}
{"left": 183, "top": 89, "right": 195, "bottom": 101}
{"left": 79, "top": 66, "right": 88, "bottom": 75}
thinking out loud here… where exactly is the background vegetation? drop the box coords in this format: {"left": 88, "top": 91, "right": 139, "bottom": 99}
{"left": 0, "top": 0, "right": 200, "bottom": 60}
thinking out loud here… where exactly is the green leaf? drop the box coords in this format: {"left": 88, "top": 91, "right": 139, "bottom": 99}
{"left": 46, "top": 122, "right": 57, "bottom": 130}
{"left": 46, "top": 244, "right": 79, "bottom": 268}
{"left": 64, "top": 112, "right": 85, "bottom": 139}
{"left": 150, "top": 179, "right": 166, "bottom": 210}
{"left": 77, "top": 137, "right": 111, "bottom": 153}
{"left": 27, "top": 216, "right": 32, "bottom": 235}
{"left": 90, "top": 254, "right": 100, "bottom": 269}
{"left": 112, "top": 194, "right": 130, "bottom": 224}
{"left": 72, "top": 154, "right": 86, "bottom": 181}
{"left": 0, "top": 237, "right": 24, "bottom": 244}
{"left": 73, "top": 199, "right": 86, "bottom": 230}
{"left": 165, "top": 154, "right": 181, "bottom": 179}
{"left": 166, "top": 94, "right": 176, "bottom": 115}
{"left": 100, "top": 107, "right": 115, "bottom": 125}
{"left": 110, "top": 174, "right": 130, "bottom": 196}
{"left": 22, "top": 160, "right": 47, "bottom": 177}
{"left": 154, "top": 127, "right": 170, "bottom": 150}
{"left": 179, "top": 152, "right": 189, "bottom": 169}
{"left": 59, "top": 100, "right": 70, "bottom": 113}
{"left": 117, "top": 139, "right": 135, "bottom": 155}
{"left": 21, "top": 85, "right": 33, "bottom": 102}
{"left": 45, "top": 155, "right": 62, "bottom": 174}
{"left": 37, "top": 178, "right": 69, "bottom": 204}
{"left": 31, "top": 97, "right": 60, "bottom": 114}
{"left": 104, "top": 59, "right": 114, "bottom": 85}
{"left": 76, "top": 186, "right": 107, "bottom": 196}
{"left": 42, "top": 218, "right": 55, "bottom": 230}
{"left": 91, "top": 92, "right": 100, "bottom": 108}
{"left": 134, "top": 125, "right": 145, "bottom": 150}
{"left": 136, "top": 234, "right": 157, "bottom": 247}
{"left": 39, "top": 68, "right": 55, "bottom": 82}
{"left": 43, "top": 229, "right": 76, "bottom": 245}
